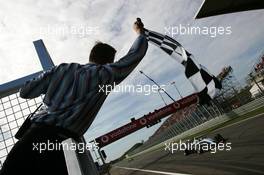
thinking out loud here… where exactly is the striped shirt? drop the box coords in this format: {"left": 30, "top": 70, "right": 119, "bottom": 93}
{"left": 19, "top": 34, "right": 148, "bottom": 137}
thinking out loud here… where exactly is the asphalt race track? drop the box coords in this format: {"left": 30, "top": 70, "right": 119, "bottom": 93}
{"left": 110, "top": 114, "right": 264, "bottom": 175}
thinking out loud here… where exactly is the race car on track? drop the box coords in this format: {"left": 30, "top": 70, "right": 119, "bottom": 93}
{"left": 184, "top": 134, "right": 227, "bottom": 156}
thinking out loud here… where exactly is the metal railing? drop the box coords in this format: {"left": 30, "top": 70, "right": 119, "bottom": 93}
{"left": 129, "top": 101, "right": 224, "bottom": 155}
{"left": 129, "top": 90, "right": 264, "bottom": 156}
{"left": 0, "top": 92, "right": 43, "bottom": 166}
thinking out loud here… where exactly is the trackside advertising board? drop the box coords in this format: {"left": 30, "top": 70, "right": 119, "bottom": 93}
{"left": 95, "top": 93, "right": 199, "bottom": 148}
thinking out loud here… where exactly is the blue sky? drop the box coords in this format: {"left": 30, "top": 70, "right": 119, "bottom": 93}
{"left": 0, "top": 0, "right": 264, "bottom": 162}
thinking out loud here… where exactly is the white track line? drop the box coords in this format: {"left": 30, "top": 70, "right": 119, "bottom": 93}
{"left": 115, "top": 166, "right": 190, "bottom": 175}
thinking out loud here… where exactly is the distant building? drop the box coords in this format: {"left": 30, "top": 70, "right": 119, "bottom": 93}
{"left": 250, "top": 83, "right": 264, "bottom": 98}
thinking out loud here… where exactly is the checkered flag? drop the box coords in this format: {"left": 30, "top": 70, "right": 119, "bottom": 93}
{"left": 144, "top": 28, "right": 222, "bottom": 104}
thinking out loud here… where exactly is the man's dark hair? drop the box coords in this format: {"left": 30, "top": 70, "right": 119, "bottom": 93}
{"left": 89, "top": 42, "right": 116, "bottom": 65}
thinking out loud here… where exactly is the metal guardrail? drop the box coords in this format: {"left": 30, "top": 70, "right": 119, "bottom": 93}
{"left": 129, "top": 101, "right": 223, "bottom": 154}
{"left": 232, "top": 96, "right": 264, "bottom": 115}
{"left": 128, "top": 96, "right": 264, "bottom": 156}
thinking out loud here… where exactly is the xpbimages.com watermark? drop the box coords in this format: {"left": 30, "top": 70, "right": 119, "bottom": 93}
{"left": 164, "top": 24, "right": 232, "bottom": 38}
{"left": 32, "top": 140, "right": 99, "bottom": 153}
{"left": 39, "top": 24, "right": 100, "bottom": 38}
{"left": 98, "top": 82, "right": 166, "bottom": 95}
{"left": 164, "top": 139, "right": 232, "bottom": 154}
